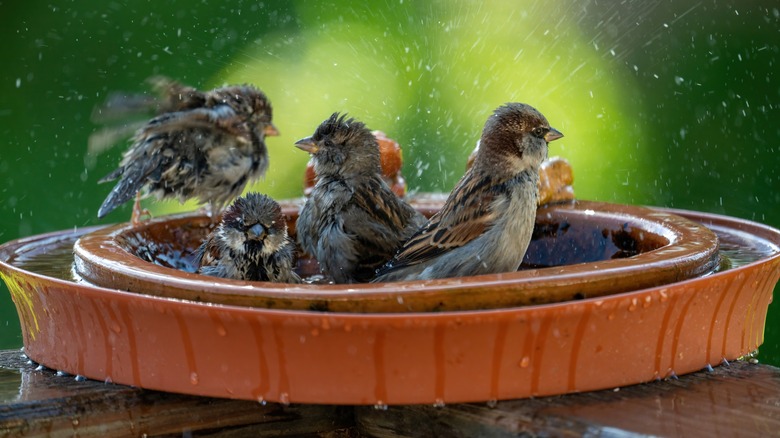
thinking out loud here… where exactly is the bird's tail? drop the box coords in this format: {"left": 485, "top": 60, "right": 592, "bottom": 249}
{"left": 98, "top": 177, "right": 141, "bottom": 218}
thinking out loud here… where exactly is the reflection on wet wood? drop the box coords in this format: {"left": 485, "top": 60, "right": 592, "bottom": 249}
{"left": 0, "top": 350, "right": 353, "bottom": 437}
{"left": 356, "top": 359, "right": 780, "bottom": 437}
{"left": 2, "top": 349, "right": 779, "bottom": 437}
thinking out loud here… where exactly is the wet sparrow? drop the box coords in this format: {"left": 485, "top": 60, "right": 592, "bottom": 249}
{"left": 196, "top": 193, "right": 300, "bottom": 283}
{"left": 94, "top": 77, "right": 279, "bottom": 222}
{"left": 374, "top": 103, "right": 563, "bottom": 282}
{"left": 295, "top": 113, "right": 427, "bottom": 284}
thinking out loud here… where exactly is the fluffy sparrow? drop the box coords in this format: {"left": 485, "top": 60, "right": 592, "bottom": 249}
{"left": 295, "top": 113, "right": 427, "bottom": 284}
{"left": 373, "top": 103, "right": 563, "bottom": 282}
{"left": 94, "top": 77, "right": 279, "bottom": 222}
{"left": 196, "top": 193, "right": 300, "bottom": 283}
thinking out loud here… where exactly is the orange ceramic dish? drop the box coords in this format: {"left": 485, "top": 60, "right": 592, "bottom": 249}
{"left": 1, "top": 207, "right": 778, "bottom": 405}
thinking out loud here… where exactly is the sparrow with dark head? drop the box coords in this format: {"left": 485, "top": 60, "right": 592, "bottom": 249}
{"left": 196, "top": 193, "right": 300, "bottom": 283}
{"left": 373, "top": 103, "right": 563, "bottom": 283}
{"left": 94, "top": 77, "right": 279, "bottom": 222}
{"left": 295, "top": 113, "right": 427, "bottom": 284}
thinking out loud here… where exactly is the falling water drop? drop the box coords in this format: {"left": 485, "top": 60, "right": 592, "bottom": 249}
{"left": 190, "top": 372, "right": 199, "bottom": 385}
{"left": 628, "top": 298, "right": 638, "bottom": 312}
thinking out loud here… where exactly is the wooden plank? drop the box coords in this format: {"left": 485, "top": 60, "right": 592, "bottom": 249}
{"left": 0, "top": 350, "right": 354, "bottom": 437}
{"left": 355, "top": 360, "right": 780, "bottom": 437}
{"left": 3, "top": 349, "right": 780, "bottom": 437}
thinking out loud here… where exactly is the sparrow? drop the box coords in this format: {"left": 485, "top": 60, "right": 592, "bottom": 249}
{"left": 373, "top": 103, "right": 563, "bottom": 283}
{"left": 196, "top": 193, "right": 300, "bottom": 283}
{"left": 295, "top": 113, "right": 427, "bottom": 284}
{"left": 94, "top": 76, "right": 279, "bottom": 222}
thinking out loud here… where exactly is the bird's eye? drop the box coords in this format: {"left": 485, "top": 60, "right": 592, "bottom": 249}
{"left": 324, "top": 139, "right": 334, "bottom": 148}
{"left": 532, "top": 127, "right": 548, "bottom": 138}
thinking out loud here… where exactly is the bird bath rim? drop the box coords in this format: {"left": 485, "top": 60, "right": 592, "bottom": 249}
{"left": 70, "top": 199, "right": 721, "bottom": 313}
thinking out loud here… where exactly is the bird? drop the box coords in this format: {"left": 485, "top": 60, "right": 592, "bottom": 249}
{"left": 196, "top": 193, "right": 300, "bottom": 283}
{"left": 295, "top": 112, "right": 427, "bottom": 284}
{"left": 373, "top": 103, "right": 563, "bottom": 283}
{"left": 94, "top": 76, "right": 279, "bottom": 223}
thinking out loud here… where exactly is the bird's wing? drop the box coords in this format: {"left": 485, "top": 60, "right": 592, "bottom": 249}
{"left": 195, "top": 238, "right": 223, "bottom": 271}
{"left": 142, "top": 105, "right": 249, "bottom": 141}
{"left": 338, "top": 177, "right": 425, "bottom": 280}
{"left": 377, "top": 171, "right": 496, "bottom": 273}
{"left": 96, "top": 107, "right": 243, "bottom": 218}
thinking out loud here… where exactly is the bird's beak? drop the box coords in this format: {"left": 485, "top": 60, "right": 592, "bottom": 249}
{"left": 264, "top": 124, "right": 280, "bottom": 137}
{"left": 295, "top": 137, "right": 319, "bottom": 154}
{"left": 545, "top": 128, "right": 564, "bottom": 143}
{"left": 247, "top": 223, "right": 267, "bottom": 241}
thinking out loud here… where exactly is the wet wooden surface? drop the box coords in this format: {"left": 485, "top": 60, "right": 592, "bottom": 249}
{"left": 1, "top": 349, "right": 779, "bottom": 437}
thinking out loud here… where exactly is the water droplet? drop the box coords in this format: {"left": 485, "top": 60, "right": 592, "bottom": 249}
{"left": 72, "top": 419, "right": 79, "bottom": 427}
{"left": 190, "top": 372, "right": 199, "bottom": 385}
{"left": 749, "top": 358, "right": 759, "bottom": 364}
{"left": 279, "top": 392, "right": 290, "bottom": 406}
{"left": 519, "top": 356, "right": 530, "bottom": 368}
{"left": 56, "top": 370, "right": 70, "bottom": 377}
{"left": 104, "top": 376, "right": 113, "bottom": 384}
{"left": 704, "top": 364, "right": 714, "bottom": 372}
{"left": 643, "top": 296, "right": 652, "bottom": 308}
{"left": 257, "top": 396, "right": 267, "bottom": 406}
{"left": 74, "top": 375, "right": 87, "bottom": 382}
{"left": 373, "top": 401, "right": 388, "bottom": 410}
{"left": 433, "top": 398, "right": 445, "bottom": 408}
{"left": 216, "top": 324, "right": 227, "bottom": 337}
{"left": 628, "top": 298, "right": 638, "bottom": 312}
{"left": 659, "top": 289, "right": 669, "bottom": 302}
{"left": 110, "top": 322, "right": 121, "bottom": 333}
{"left": 607, "top": 312, "right": 616, "bottom": 320}
{"left": 310, "top": 328, "right": 320, "bottom": 337}
{"left": 34, "top": 364, "right": 46, "bottom": 372}
{"left": 321, "top": 318, "right": 331, "bottom": 330}
{"left": 486, "top": 399, "right": 498, "bottom": 408}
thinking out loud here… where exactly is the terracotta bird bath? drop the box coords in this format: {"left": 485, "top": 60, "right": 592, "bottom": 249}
{"left": 1, "top": 151, "right": 779, "bottom": 405}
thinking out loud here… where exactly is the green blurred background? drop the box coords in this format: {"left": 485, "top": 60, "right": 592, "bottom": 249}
{"left": 1, "top": 1, "right": 779, "bottom": 364}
